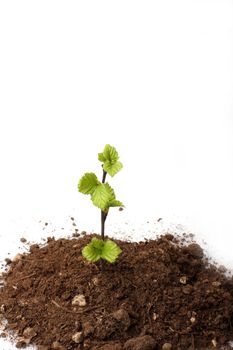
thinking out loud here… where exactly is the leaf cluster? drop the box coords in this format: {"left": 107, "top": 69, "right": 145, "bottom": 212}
{"left": 98, "top": 144, "right": 123, "bottom": 177}
{"left": 82, "top": 237, "right": 122, "bottom": 263}
{"left": 78, "top": 145, "right": 123, "bottom": 211}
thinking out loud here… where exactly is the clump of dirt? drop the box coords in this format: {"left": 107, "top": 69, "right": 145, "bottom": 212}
{"left": 0, "top": 233, "right": 233, "bottom": 350}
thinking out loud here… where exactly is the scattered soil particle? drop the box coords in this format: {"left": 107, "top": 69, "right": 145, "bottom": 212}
{"left": 0, "top": 233, "right": 233, "bottom": 349}
{"left": 72, "top": 231, "right": 80, "bottom": 238}
{"left": 4, "top": 258, "right": 12, "bottom": 265}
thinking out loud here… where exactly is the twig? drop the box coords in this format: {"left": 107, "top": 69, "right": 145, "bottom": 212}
{"left": 51, "top": 300, "right": 104, "bottom": 314}
{"left": 169, "top": 326, "right": 183, "bottom": 335}
{"left": 51, "top": 300, "right": 81, "bottom": 314}
{"left": 14, "top": 273, "right": 37, "bottom": 282}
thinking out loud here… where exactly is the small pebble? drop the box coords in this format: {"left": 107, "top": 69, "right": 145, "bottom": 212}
{"left": 72, "top": 332, "right": 83, "bottom": 343}
{"left": 212, "top": 339, "right": 217, "bottom": 347}
{"left": 23, "top": 327, "right": 37, "bottom": 340}
{"left": 72, "top": 294, "right": 86, "bottom": 307}
{"left": 179, "top": 276, "right": 187, "bottom": 284}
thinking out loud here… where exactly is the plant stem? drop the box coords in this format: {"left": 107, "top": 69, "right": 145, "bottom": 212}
{"left": 101, "top": 210, "right": 107, "bottom": 240}
{"left": 102, "top": 169, "right": 107, "bottom": 183}
{"left": 101, "top": 170, "right": 108, "bottom": 239}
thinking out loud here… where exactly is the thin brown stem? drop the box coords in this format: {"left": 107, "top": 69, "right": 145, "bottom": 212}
{"left": 101, "top": 210, "right": 108, "bottom": 240}
{"left": 101, "top": 169, "right": 108, "bottom": 240}
{"left": 102, "top": 169, "right": 107, "bottom": 183}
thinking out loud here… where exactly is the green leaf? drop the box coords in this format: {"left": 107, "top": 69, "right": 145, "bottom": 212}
{"left": 98, "top": 153, "right": 106, "bottom": 162}
{"left": 78, "top": 173, "right": 99, "bottom": 195}
{"left": 82, "top": 238, "right": 104, "bottom": 262}
{"left": 100, "top": 144, "right": 119, "bottom": 164}
{"left": 103, "top": 160, "right": 123, "bottom": 177}
{"left": 82, "top": 238, "right": 122, "bottom": 263}
{"left": 91, "top": 183, "right": 115, "bottom": 210}
{"left": 98, "top": 145, "right": 123, "bottom": 177}
{"left": 108, "top": 200, "right": 124, "bottom": 208}
{"left": 101, "top": 239, "right": 122, "bottom": 263}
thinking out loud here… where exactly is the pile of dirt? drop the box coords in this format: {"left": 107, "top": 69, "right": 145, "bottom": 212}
{"left": 0, "top": 233, "right": 233, "bottom": 350}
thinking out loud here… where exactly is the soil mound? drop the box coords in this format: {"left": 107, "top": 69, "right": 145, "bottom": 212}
{"left": 0, "top": 233, "right": 233, "bottom": 349}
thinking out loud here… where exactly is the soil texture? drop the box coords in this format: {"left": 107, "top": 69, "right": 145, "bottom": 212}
{"left": 0, "top": 233, "right": 233, "bottom": 350}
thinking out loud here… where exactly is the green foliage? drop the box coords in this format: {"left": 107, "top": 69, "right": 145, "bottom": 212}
{"left": 101, "top": 239, "right": 122, "bottom": 263}
{"left": 91, "top": 183, "right": 123, "bottom": 211}
{"left": 82, "top": 237, "right": 104, "bottom": 262}
{"left": 91, "top": 183, "right": 114, "bottom": 210}
{"left": 98, "top": 144, "right": 123, "bottom": 177}
{"left": 108, "top": 199, "right": 124, "bottom": 207}
{"left": 103, "top": 160, "right": 123, "bottom": 177}
{"left": 78, "top": 144, "right": 123, "bottom": 264}
{"left": 78, "top": 173, "right": 123, "bottom": 210}
{"left": 78, "top": 166, "right": 123, "bottom": 211}
{"left": 82, "top": 237, "right": 122, "bottom": 263}
{"left": 78, "top": 173, "right": 100, "bottom": 194}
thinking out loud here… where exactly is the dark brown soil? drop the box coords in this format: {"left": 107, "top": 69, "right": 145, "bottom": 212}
{"left": 0, "top": 233, "right": 233, "bottom": 350}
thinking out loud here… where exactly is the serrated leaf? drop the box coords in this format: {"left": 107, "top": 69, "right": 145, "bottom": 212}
{"left": 78, "top": 173, "right": 99, "bottom": 195}
{"left": 91, "top": 237, "right": 105, "bottom": 249}
{"left": 98, "top": 153, "right": 106, "bottom": 162}
{"left": 82, "top": 238, "right": 122, "bottom": 263}
{"left": 82, "top": 238, "right": 104, "bottom": 262}
{"left": 101, "top": 144, "right": 119, "bottom": 164}
{"left": 101, "top": 239, "right": 122, "bottom": 263}
{"left": 108, "top": 200, "right": 124, "bottom": 208}
{"left": 91, "top": 183, "right": 115, "bottom": 210}
{"left": 103, "top": 160, "right": 123, "bottom": 177}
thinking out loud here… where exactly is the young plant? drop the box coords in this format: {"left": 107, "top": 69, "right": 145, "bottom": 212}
{"left": 78, "top": 144, "right": 123, "bottom": 263}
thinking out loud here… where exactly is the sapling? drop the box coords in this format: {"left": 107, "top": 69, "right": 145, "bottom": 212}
{"left": 78, "top": 144, "right": 123, "bottom": 263}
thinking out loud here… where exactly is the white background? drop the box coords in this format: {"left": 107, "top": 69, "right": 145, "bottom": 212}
{"left": 0, "top": 1, "right": 233, "bottom": 347}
